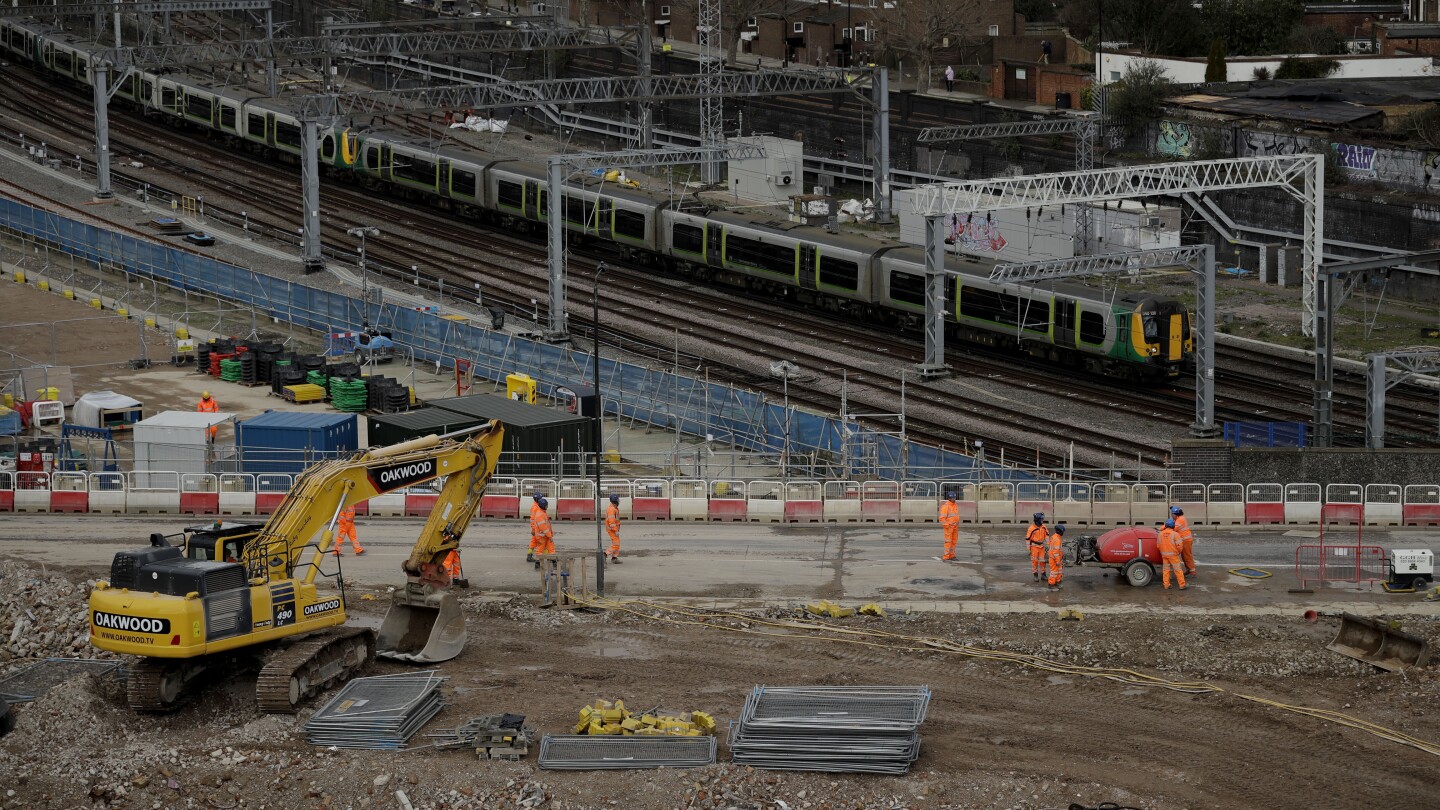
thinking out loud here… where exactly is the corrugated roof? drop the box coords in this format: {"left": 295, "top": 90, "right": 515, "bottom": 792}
{"left": 368, "top": 408, "right": 483, "bottom": 431}
{"left": 240, "top": 411, "right": 355, "bottom": 429}
{"left": 1379, "top": 22, "right": 1440, "bottom": 37}
{"left": 1188, "top": 97, "right": 1384, "bottom": 126}
{"left": 427, "top": 394, "right": 588, "bottom": 427}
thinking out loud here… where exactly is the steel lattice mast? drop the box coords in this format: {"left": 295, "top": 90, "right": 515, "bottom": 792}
{"left": 697, "top": 0, "right": 724, "bottom": 183}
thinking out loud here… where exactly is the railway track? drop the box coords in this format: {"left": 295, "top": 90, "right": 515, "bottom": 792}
{"left": 5, "top": 40, "right": 1434, "bottom": 468}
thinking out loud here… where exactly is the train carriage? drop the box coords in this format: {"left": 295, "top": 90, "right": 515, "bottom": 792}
{"left": 0, "top": 14, "right": 1195, "bottom": 382}
{"left": 238, "top": 97, "right": 302, "bottom": 155}
{"left": 667, "top": 210, "right": 879, "bottom": 314}
{"left": 484, "top": 160, "right": 663, "bottom": 251}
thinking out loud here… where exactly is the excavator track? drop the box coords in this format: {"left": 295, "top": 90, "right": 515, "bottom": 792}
{"left": 255, "top": 626, "right": 375, "bottom": 714}
{"left": 126, "top": 657, "right": 210, "bottom": 713}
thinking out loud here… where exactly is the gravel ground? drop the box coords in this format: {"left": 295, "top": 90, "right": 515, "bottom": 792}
{"left": 2, "top": 559, "right": 1438, "bottom": 810}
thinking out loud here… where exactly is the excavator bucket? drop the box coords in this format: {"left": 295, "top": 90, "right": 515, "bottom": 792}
{"left": 1326, "top": 613, "right": 1432, "bottom": 672}
{"left": 375, "top": 584, "right": 466, "bottom": 663}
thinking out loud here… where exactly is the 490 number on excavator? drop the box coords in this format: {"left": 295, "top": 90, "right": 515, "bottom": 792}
{"left": 87, "top": 423, "right": 504, "bottom": 713}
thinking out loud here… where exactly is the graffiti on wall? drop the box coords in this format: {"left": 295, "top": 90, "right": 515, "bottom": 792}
{"left": 1242, "top": 130, "right": 1305, "bottom": 156}
{"left": 947, "top": 213, "right": 1008, "bottom": 253}
{"left": 1333, "top": 143, "right": 1378, "bottom": 176}
{"left": 1156, "top": 121, "right": 1194, "bottom": 158}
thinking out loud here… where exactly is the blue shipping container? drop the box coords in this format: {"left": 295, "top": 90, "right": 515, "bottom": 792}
{"left": 238, "top": 411, "right": 358, "bottom": 476}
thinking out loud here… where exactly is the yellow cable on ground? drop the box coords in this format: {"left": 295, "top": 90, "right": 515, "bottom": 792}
{"left": 571, "top": 595, "right": 1440, "bottom": 758}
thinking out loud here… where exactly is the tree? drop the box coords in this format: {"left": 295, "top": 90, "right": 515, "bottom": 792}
{"left": 1108, "top": 59, "right": 1174, "bottom": 135}
{"left": 1015, "top": 0, "right": 1059, "bottom": 23}
{"left": 1204, "top": 38, "right": 1227, "bottom": 82}
{"left": 1288, "top": 24, "right": 1347, "bottom": 55}
{"left": 1273, "top": 57, "right": 1341, "bottom": 79}
{"left": 1062, "top": 0, "right": 1203, "bottom": 56}
{"left": 671, "top": 0, "right": 804, "bottom": 65}
{"left": 1199, "top": 0, "right": 1303, "bottom": 56}
{"left": 870, "top": 0, "right": 983, "bottom": 90}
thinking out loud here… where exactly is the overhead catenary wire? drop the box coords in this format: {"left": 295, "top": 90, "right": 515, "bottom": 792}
{"left": 572, "top": 596, "right": 1440, "bottom": 759}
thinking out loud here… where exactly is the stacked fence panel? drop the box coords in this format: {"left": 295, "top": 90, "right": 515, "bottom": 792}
{"left": 728, "top": 685, "right": 931, "bottom": 774}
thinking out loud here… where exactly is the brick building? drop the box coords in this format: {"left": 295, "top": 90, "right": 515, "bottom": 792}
{"left": 588, "top": 0, "right": 1019, "bottom": 69}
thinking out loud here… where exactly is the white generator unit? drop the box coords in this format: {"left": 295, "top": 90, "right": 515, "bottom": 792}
{"left": 1388, "top": 549, "right": 1434, "bottom": 589}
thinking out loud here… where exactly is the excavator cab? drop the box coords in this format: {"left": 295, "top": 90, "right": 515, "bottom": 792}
{"left": 183, "top": 522, "right": 264, "bottom": 564}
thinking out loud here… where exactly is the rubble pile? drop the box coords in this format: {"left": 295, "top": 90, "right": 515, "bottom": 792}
{"left": 0, "top": 562, "right": 112, "bottom": 667}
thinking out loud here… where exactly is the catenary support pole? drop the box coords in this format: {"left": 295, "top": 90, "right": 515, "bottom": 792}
{"left": 593, "top": 263, "right": 606, "bottom": 596}
{"left": 872, "top": 68, "right": 891, "bottom": 224}
{"left": 92, "top": 63, "right": 112, "bottom": 199}
{"left": 301, "top": 120, "right": 324, "bottom": 272}
{"left": 916, "top": 214, "right": 947, "bottom": 378}
{"left": 1191, "top": 245, "right": 1216, "bottom": 436}
{"left": 546, "top": 156, "right": 569, "bottom": 340}
{"left": 1366, "top": 353, "right": 1386, "bottom": 450}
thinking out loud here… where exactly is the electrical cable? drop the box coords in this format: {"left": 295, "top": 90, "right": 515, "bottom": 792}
{"left": 571, "top": 596, "right": 1440, "bottom": 758}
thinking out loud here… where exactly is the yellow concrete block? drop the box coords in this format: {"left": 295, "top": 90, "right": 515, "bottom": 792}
{"left": 175, "top": 326, "right": 189, "bottom": 340}
{"left": 116, "top": 307, "right": 129, "bottom": 319}
{"left": 37, "top": 280, "right": 48, "bottom": 291}
{"left": 89, "top": 297, "right": 102, "bottom": 309}
{"left": 144, "top": 317, "right": 157, "bottom": 329}
{"left": 621, "top": 718, "right": 642, "bottom": 732}
{"left": 692, "top": 711, "right": 715, "bottom": 731}
{"left": 639, "top": 715, "right": 657, "bottom": 726}
{"left": 62, "top": 289, "right": 74, "bottom": 300}
{"left": 11, "top": 270, "right": 23, "bottom": 284}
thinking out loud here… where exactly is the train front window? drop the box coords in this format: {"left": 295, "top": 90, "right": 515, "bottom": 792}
{"left": 1142, "top": 312, "right": 1159, "bottom": 340}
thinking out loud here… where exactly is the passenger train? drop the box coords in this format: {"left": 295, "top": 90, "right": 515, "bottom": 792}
{"left": 1, "top": 18, "right": 1193, "bottom": 379}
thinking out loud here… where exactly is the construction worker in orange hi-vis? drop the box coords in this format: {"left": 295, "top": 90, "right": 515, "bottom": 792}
{"left": 528, "top": 493, "right": 554, "bottom": 565}
{"left": 939, "top": 491, "right": 960, "bottom": 562}
{"left": 605, "top": 493, "right": 623, "bottom": 564}
{"left": 1158, "top": 518, "right": 1188, "bottom": 590}
{"left": 1025, "top": 512, "right": 1048, "bottom": 582}
{"left": 442, "top": 549, "right": 462, "bottom": 581}
{"left": 333, "top": 504, "right": 365, "bottom": 556}
{"left": 197, "top": 391, "right": 219, "bottom": 442}
{"left": 1171, "top": 506, "right": 1196, "bottom": 575}
{"left": 1046, "top": 523, "right": 1066, "bottom": 590}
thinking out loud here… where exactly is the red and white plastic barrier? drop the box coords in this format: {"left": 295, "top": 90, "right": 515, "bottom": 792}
{"left": 8, "top": 472, "right": 1440, "bottom": 529}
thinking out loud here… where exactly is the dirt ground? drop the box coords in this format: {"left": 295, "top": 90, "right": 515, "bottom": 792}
{"left": 2, "top": 557, "right": 1438, "bottom": 810}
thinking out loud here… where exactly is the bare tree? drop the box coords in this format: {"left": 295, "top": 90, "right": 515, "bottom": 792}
{"left": 673, "top": 0, "right": 791, "bottom": 63}
{"left": 872, "top": 0, "right": 983, "bottom": 90}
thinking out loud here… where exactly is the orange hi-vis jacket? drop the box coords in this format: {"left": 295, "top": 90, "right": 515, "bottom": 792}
{"left": 1157, "top": 527, "right": 1180, "bottom": 556}
{"left": 1173, "top": 515, "right": 1193, "bottom": 543}
{"left": 939, "top": 501, "right": 961, "bottom": 530}
{"left": 1025, "top": 523, "right": 1047, "bottom": 547}
{"left": 530, "top": 503, "right": 553, "bottom": 544}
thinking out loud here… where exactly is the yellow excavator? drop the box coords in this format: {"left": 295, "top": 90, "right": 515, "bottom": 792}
{"left": 88, "top": 423, "right": 504, "bottom": 712}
